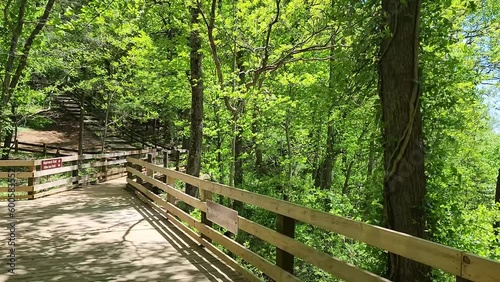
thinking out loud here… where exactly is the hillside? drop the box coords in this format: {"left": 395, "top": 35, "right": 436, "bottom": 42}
{"left": 17, "top": 107, "right": 102, "bottom": 152}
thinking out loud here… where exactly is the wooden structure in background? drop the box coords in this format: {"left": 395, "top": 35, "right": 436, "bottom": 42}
{"left": 0, "top": 148, "right": 186, "bottom": 200}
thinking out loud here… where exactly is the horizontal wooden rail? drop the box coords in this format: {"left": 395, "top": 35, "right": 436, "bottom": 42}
{"left": 0, "top": 160, "right": 34, "bottom": 167}
{"left": 0, "top": 186, "right": 33, "bottom": 192}
{"left": 126, "top": 157, "right": 500, "bottom": 282}
{"left": 16, "top": 141, "right": 102, "bottom": 154}
{"left": 0, "top": 171, "right": 34, "bottom": 178}
{"left": 0, "top": 148, "right": 159, "bottom": 200}
{"left": 126, "top": 177, "right": 300, "bottom": 282}
{"left": 126, "top": 165, "right": 389, "bottom": 281}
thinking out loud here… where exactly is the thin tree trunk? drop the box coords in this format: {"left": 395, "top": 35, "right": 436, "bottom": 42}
{"left": 315, "top": 29, "right": 336, "bottom": 190}
{"left": 79, "top": 92, "right": 85, "bottom": 156}
{"left": 233, "top": 50, "right": 245, "bottom": 189}
{"left": 231, "top": 122, "right": 244, "bottom": 211}
{"left": 1, "top": 104, "right": 17, "bottom": 160}
{"left": 253, "top": 110, "right": 263, "bottom": 174}
{"left": 185, "top": 3, "right": 204, "bottom": 197}
{"left": 342, "top": 160, "right": 354, "bottom": 195}
{"left": 317, "top": 123, "right": 335, "bottom": 189}
{"left": 1, "top": 0, "right": 27, "bottom": 146}
{"left": 311, "top": 110, "right": 322, "bottom": 183}
{"left": 367, "top": 139, "right": 376, "bottom": 177}
{"left": 2, "top": 0, "right": 27, "bottom": 103}
{"left": 101, "top": 95, "right": 109, "bottom": 152}
{"left": 1, "top": 0, "right": 55, "bottom": 153}
{"left": 231, "top": 50, "right": 245, "bottom": 211}
{"left": 8, "top": 0, "right": 56, "bottom": 92}
{"left": 2, "top": 131, "right": 13, "bottom": 160}
{"left": 213, "top": 103, "right": 224, "bottom": 182}
{"left": 379, "top": 0, "right": 430, "bottom": 281}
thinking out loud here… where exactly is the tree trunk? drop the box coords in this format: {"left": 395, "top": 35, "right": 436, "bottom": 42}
{"left": 315, "top": 123, "right": 335, "bottom": 190}
{"left": 342, "top": 160, "right": 354, "bottom": 195}
{"left": 1, "top": 104, "right": 17, "bottom": 160}
{"left": 234, "top": 131, "right": 243, "bottom": 187}
{"left": 1, "top": 0, "right": 55, "bottom": 152}
{"left": 101, "top": 93, "right": 113, "bottom": 152}
{"left": 367, "top": 139, "right": 376, "bottom": 177}
{"left": 231, "top": 126, "right": 244, "bottom": 211}
{"left": 1, "top": 0, "right": 27, "bottom": 146}
{"left": 1, "top": 130, "right": 13, "bottom": 160}
{"left": 1, "top": 0, "right": 27, "bottom": 103}
{"left": 78, "top": 91, "right": 85, "bottom": 156}
{"left": 185, "top": 3, "right": 204, "bottom": 198}
{"left": 212, "top": 103, "right": 224, "bottom": 182}
{"left": 233, "top": 51, "right": 245, "bottom": 190}
{"left": 379, "top": 0, "right": 430, "bottom": 281}
{"left": 315, "top": 34, "right": 336, "bottom": 190}
{"left": 253, "top": 110, "right": 264, "bottom": 175}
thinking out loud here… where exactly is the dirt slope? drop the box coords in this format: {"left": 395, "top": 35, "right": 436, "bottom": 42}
{"left": 16, "top": 107, "right": 102, "bottom": 151}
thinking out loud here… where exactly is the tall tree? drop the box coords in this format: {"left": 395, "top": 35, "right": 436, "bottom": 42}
{"left": 1, "top": 0, "right": 55, "bottom": 159}
{"left": 185, "top": 1, "right": 204, "bottom": 197}
{"left": 379, "top": 0, "right": 430, "bottom": 280}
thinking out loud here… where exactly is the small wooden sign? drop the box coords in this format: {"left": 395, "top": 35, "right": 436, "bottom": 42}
{"left": 41, "top": 158, "right": 63, "bottom": 170}
{"left": 207, "top": 201, "right": 239, "bottom": 234}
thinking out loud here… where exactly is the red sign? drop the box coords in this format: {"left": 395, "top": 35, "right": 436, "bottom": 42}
{"left": 41, "top": 158, "right": 63, "bottom": 170}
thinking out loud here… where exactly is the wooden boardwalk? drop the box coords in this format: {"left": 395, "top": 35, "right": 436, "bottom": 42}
{"left": 1, "top": 178, "right": 247, "bottom": 282}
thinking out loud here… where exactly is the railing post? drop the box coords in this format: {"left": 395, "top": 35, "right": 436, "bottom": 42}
{"left": 163, "top": 150, "right": 169, "bottom": 170}
{"left": 101, "top": 156, "right": 108, "bottom": 182}
{"left": 276, "top": 213, "right": 295, "bottom": 274}
{"left": 72, "top": 159, "right": 79, "bottom": 187}
{"left": 162, "top": 151, "right": 175, "bottom": 205}
{"left": 146, "top": 153, "right": 159, "bottom": 194}
{"left": 126, "top": 159, "right": 133, "bottom": 189}
{"left": 175, "top": 149, "right": 180, "bottom": 171}
{"left": 166, "top": 174, "right": 175, "bottom": 205}
{"left": 134, "top": 155, "right": 144, "bottom": 185}
{"left": 43, "top": 143, "right": 47, "bottom": 156}
{"left": 456, "top": 275, "right": 472, "bottom": 282}
{"left": 28, "top": 165, "right": 35, "bottom": 200}
{"left": 126, "top": 160, "right": 132, "bottom": 179}
{"left": 14, "top": 140, "right": 18, "bottom": 153}
{"left": 200, "top": 187, "right": 213, "bottom": 243}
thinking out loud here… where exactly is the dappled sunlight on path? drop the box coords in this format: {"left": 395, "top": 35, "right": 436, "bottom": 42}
{"left": 0, "top": 178, "right": 246, "bottom": 282}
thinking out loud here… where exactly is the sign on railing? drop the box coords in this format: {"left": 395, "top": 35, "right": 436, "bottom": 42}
{"left": 207, "top": 200, "right": 239, "bottom": 234}
{"left": 41, "top": 158, "right": 62, "bottom": 170}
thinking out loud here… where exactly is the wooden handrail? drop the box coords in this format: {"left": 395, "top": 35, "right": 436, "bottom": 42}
{"left": 0, "top": 148, "right": 159, "bottom": 200}
{"left": 126, "top": 156, "right": 500, "bottom": 282}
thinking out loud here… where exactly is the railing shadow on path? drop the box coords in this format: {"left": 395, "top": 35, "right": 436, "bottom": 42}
{"left": 0, "top": 178, "right": 245, "bottom": 282}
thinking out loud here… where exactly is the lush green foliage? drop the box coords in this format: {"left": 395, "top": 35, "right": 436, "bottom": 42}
{"left": 1, "top": 0, "right": 499, "bottom": 280}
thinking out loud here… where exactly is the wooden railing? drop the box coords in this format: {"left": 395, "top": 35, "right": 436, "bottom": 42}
{"left": 0, "top": 149, "right": 160, "bottom": 200}
{"left": 126, "top": 156, "right": 500, "bottom": 282}
{"left": 14, "top": 140, "right": 103, "bottom": 155}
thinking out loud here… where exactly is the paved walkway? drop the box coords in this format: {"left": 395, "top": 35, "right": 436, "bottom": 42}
{"left": 1, "top": 178, "right": 247, "bottom": 282}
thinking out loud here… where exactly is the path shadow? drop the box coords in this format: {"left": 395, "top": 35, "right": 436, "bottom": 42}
{"left": 0, "top": 178, "right": 245, "bottom": 282}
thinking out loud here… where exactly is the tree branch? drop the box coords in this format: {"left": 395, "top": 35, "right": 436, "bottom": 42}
{"left": 261, "top": 0, "right": 281, "bottom": 71}
{"left": 2, "top": 0, "right": 12, "bottom": 28}
{"left": 254, "top": 0, "right": 281, "bottom": 89}
{"left": 2, "top": 0, "right": 27, "bottom": 103}
{"left": 8, "top": 0, "right": 56, "bottom": 99}
{"left": 198, "top": 0, "right": 237, "bottom": 113}
{"left": 246, "top": 25, "right": 334, "bottom": 88}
